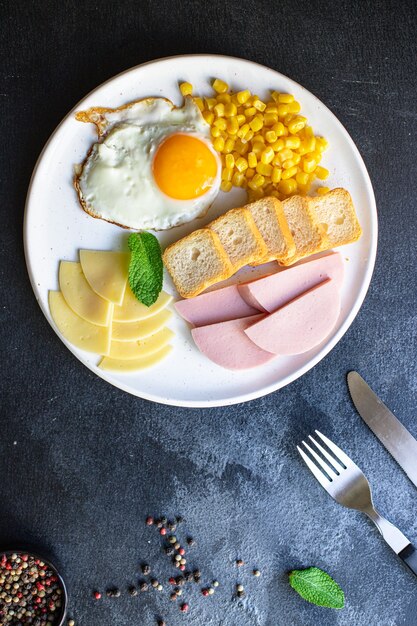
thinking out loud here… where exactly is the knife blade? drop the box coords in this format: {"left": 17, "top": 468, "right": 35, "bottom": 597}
{"left": 347, "top": 371, "right": 417, "bottom": 488}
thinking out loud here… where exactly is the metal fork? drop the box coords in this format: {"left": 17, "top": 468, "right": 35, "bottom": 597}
{"left": 298, "top": 430, "right": 417, "bottom": 577}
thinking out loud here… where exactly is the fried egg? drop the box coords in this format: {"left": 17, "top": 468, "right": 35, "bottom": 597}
{"left": 75, "top": 97, "right": 221, "bottom": 230}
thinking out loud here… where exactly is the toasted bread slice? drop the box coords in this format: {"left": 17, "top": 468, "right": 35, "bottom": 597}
{"left": 246, "top": 197, "right": 296, "bottom": 265}
{"left": 307, "top": 188, "right": 362, "bottom": 248}
{"left": 280, "top": 196, "right": 329, "bottom": 265}
{"left": 208, "top": 207, "right": 268, "bottom": 271}
{"left": 163, "top": 229, "right": 233, "bottom": 299}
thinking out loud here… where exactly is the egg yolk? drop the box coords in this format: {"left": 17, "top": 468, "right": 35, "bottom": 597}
{"left": 153, "top": 134, "right": 218, "bottom": 200}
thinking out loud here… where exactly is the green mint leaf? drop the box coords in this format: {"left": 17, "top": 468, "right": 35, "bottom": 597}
{"left": 289, "top": 567, "right": 345, "bottom": 609}
{"left": 128, "top": 232, "right": 163, "bottom": 307}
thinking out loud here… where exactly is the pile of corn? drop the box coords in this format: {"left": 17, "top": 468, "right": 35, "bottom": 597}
{"left": 180, "top": 79, "right": 330, "bottom": 201}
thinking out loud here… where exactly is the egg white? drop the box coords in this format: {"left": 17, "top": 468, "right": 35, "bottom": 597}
{"left": 76, "top": 97, "right": 221, "bottom": 230}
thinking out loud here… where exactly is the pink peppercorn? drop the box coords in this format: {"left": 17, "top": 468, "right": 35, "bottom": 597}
{"left": 169, "top": 577, "right": 176, "bottom": 585}
{"left": 94, "top": 591, "right": 101, "bottom": 600}
{"left": 160, "top": 528, "right": 167, "bottom": 536}
{"left": 146, "top": 516, "right": 154, "bottom": 526}
{"left": 180, "top": 603, "right": 189, "bottom": 612}
{"left": 178, "top": 548, "right": 185, "bottom": 556}
{"left": 179, "top": 565, "right": 186, "bottom": 571}
{"left": 202, "top": 589, "right": 209, "bottom": 597}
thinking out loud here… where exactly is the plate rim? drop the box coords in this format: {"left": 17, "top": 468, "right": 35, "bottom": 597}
{"left": 23, "top": 53, "right": 378, "bottom": 408}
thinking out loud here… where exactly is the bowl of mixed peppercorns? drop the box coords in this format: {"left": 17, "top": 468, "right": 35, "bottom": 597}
{"left": 0, "top": 550, "right": 68, "bottom": 625}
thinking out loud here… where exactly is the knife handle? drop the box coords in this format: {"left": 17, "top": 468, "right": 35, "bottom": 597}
{"left": 398, "top": 544, "right": 417, "bottom": 577}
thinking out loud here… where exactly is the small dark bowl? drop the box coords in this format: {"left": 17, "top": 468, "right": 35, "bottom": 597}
{"left": 0, "top": 549, "right": 68, "bottom": 625}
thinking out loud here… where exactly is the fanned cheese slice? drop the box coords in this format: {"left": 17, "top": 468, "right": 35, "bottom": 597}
{"left": 109, "top": 327, "right": 174, "bottom": 360}
{"left": 79, "top": 250, "right": 130, "bottom": 305}
{"left": 113, "top": 287, "right": 172, "bottom": 323}
{"left": 99, "top": 345, "right": 172, "bottom": 372}
{"left": 59, "top": 261, "right": 112, "bottom": 326}
{"left": 112, "top": 308, "right": 172, "bottom": 342}
{"left": 49, "top": 291, "right": 111, "bottom": 355}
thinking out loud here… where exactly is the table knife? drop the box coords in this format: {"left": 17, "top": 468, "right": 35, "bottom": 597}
{"left": 347, "top": 370, "right": 417, "bottom": 576}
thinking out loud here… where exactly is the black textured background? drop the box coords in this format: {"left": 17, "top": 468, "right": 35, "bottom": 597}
{"left": 1, "top": 1, "right": 417, "bottom": 625}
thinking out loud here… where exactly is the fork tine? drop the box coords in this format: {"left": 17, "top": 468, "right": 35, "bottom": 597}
{"left": 302, "top": 441, "right": 338, "bottom": 480}
{"left": 297, "top": 445, "right": 331, "bottom": 489}
{"left": 315, "top": 430, "right": 353, "bottom": 467}
{"left": 308, "top": 435, "right": 344, "bottom": 473}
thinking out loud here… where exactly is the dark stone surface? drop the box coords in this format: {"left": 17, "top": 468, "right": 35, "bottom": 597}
{"left": 1, "top": 0, "right": 417, "bottom": 624}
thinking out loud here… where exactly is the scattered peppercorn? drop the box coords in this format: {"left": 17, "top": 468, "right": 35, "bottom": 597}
{"left": 202, "top": 588, "right": 209, "bottom": 597}
{"left": 179, "top": 565, "right": 186, "bottom": 571}
{"left": 175, "top": 576, "right": 185, "bottom": 586}
{"left": 178, "top": 548, "right": 185, "bottom": 556}
{"left": 128, "top": 586, "right": 137, "bottom": 596}
{"left": 193, "top": 569, "right": 201, "bottom": 582}
{"left": 174, "top": 555, "right": 182, "bottom": 562}
{"left": 161, "top": 517, "right": 168, "bottom": 525}
{"left": 168, "top": 536, "right": 177, "bottom": 544}
{"left": 237, "top": 584, "right": 244, "bottom": 592}
{"left": 253, "top": 569, "right": 261, "bottom": 577}
{"left": 156, "top": 519, "right": 163, "bottom": 529}
{"left": 176, "top": 588, "right": 183, "bottom": 597}
{"left": 160, "top": 528, "right": 167, "bottom": 536}
{"left": 174, "top": 542, "right": 181, "bottom": 550}
{"left": 168, "top": 577, "right": 176, "bottom": 585}
{"left": 157, "top": 584, "right": 163, "bottom": 592}
{"left": 106, "top": 588, "right": 121, "bottom": 598}
{"left": 158, "top": 620, "right": 166, "bottom": 626}
{"left": 93, "top": 591, "right": 101, "bottom": 600}
{"left": 167, "top": 521, "right": 177, "bottom": 532}
{"left": 186, "top": 537, "right": 195, "bottom": 547}
{"left": 146, "top": 516, "right": 154, "bottom": 526}
{"left": 68, "top": 620, "right": 75, "bottom": 626}
{"left": 142, "top": 564, "right": 151, "bottom": 576}
{"left": 213, "top": 580, "right": 219, "bottom": 587}
{"left": 236, "top": 559, "right": 244, "bottom": 567}
{"left": 170, "top": 592, "right": 177, "bottom": 601}
{"left": 180, "top": 603, "right": 189, "bottom": 612}
{"left": 151, "top": 579, "right": 159, "bottom": 589}
{"left": 165, "top": 547, "right": 175, "bottom": 556}
{"left": 139, "top": 582, "right": 149, "bottom": 592}
{"left": 176, "top": 516, "right": 184, "bottom": 524}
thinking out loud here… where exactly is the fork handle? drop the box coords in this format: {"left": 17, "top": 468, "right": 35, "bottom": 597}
{"left": 398, "top": 544, "right": 417, "bottom": 577}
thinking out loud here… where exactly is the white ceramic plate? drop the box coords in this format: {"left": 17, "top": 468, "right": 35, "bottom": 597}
{"left": 24, "top": 55, "right": 377, "bottom": 407}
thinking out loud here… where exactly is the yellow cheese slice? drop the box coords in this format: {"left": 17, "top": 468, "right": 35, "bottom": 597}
{"left": 111, "top": 309, "right": 172, "bottom": 342}
{"left": 108, "top": 327, "right": 174, "bottom": 360}
{"left": 113, "top": 287, "right": 172, "bottom": 323}
{"left": 49, "top": 291, "right": 111, "bottom": 355}
{"left": 79, "top": 250, "right": 130, "bottom": 305}
{"left": 99, "top": 344, "right": 172, "bottom": 372}
{"left": 59, "top": 261, "right": 112, "bottom": 327}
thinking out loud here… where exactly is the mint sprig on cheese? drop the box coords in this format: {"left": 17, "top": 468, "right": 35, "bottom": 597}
{"left": 128, "top": 232, "right": 163, "bottom": 307}
{"left": 289, "top": 567, "right": 345, "bottom": 609}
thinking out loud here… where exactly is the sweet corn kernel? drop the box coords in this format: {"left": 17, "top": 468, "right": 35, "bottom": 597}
{"left": 289, "top": 101, "right": 301, "bottom": 114}
{"left": 272, "top": 139, "right": 285, "bottom": 152}
{"left": 265, "top": 130, "right": 277, "bottom": 143}
{"left": 284, "top": 113, "right": 294, "bottom": 126}
{"left": 265, "top": 105, "right": 279, "bottom": 114}
{"left": 205, "top": 97, "right": 217, "bottom": 110}
{"left": 245, "top": 168, "right": 255, "bottom": 179}
{"left": 292, "top": 153, "right": 301, "bottom": 165}
{"left": 264, "top": 113, "right": 278, "bottom": 126}
{"left": 203, "top": 111, "right": 214, "bottom": 125}
{"left": 304, "top": 125, "right": 314, "bottom": 138}
{"left": 281, "top": 165, "right": 298, "bottom": 180}
{"left": 282, "top": 159, "right": 295, "bottom": 169}
{"left": 225, "top": 154, "right": 235, "bottom": 169}
{"left": 302, "top": 157, "right": 317, "bottom": 173}
{"left": 248, "top": 173, "right": 265, "bottom": 189}
{"left": 304, "top": 137, "right": 316, "bottom": 153}
{"left": 279, "top": 178, "right": 297, "bottom": 194}
{"left": 235, "top": 157, "right": 248, "bottom": 172}
{"left": 272, "top": 122, "right": 286, "bottom": 136}
{"left": 220, "top": 180, "right": 232, "bottom": 192}
{"left": 288, "top": 116, "right": 307, "bottom": 134}
{"left": 222, "top": 167, "right": 233, "bottom": 181}
{"left": 214, "top": 103, "right": 225, "bottom": 118}
{"left": 223, "top": 137, "right": 235, "bottom": 153}
{"left": 317, "top": 186, "right": 330, "bottom": 195}
{"left": 244, "top": 106, "right": 257, "bottom": 118}
{"left": 316, "top": 137, "right": 329, "bottom": 152}
{"left": 226, "top": 117, "right": 239, "bottom": 135}
{"left": 271, "top": 91, "right": 280, "bottom": 102}
{"left": 278, "top": 93, "right": 294, "bottom": 104}
{"left": 237, "top": 89, "right": 251, "bottom": 104}
{"left": 213, "top": 136, "right": 225, "bottom": 152}
{"left": 248, "top": 188, "right": 265, "bottom": 201}
{"left": 297, "top": 184, "right": 310, "bottom": 196}
{"left": 232, "top": 171, "right": 245, "bottom": 187}
{"left": 194, "top": 97, "right": 204, "bottom": 111}
{"left": 311, "top": 151, "right": 322, "bottom": 164}
{"left": 272, "top": 154, "right": 282, "bottom": 167}
{"left": 285, "top": 136, "right": 301, "bottom": 149}
{"left": 296, "top": 171, "right": 310, "bottom": 186}
{"left": 234, "top": 140, "right": 249, "bottom": 155}
{"left": 236, "top": 114, "right": 246, "bottom": 126}
{"left": 252, "top": 142, "right": 264, "bottom": 156}
{"left": 243, "top": 129, "right": 254, "bottom": 143}
{"left": 256, "top": 162, "right": 273, "bottom": 177}
{"left": 216, "top": 93, "right": 231, "bottom": 104}
{"left": 213, "top": 78, "right": 228, "bottom": 93}
{"left": 280, "top": 148, "right": 293, "bottom": 161}
{"left": 315, "top": 166, "right": 329, "bottom": 180}
{"left": 179, "top": 82, "right": 193, "bottom": 96}
{"left": 277, "top": 104, "right": 289, "bottom": 117}
{"left": 250, "top": 116, "right": 264, "bottom": 132}
{"left": 248, "top": 151, "right": 257, "bottom": 168}
{"left": 272, "top": 167, "right": 282, "bottom": 183}
{"left": 253, "top": 98, "right": 266, "bottom": 112}
{"left": 224, "top": 102, "right": 237, "bottom": 117}
{"left": 211, "top": 126, "right": 222, "bottom": 138}
{"left": 261, "top": 146, "right": 274, "bottom": 164}
{"left": 214, "top": 118, "right": 227, "bottom": 130}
